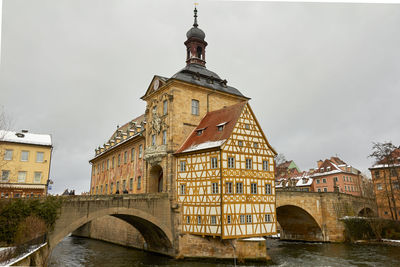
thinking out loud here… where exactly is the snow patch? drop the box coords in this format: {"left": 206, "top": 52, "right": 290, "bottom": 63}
{"left": 182, "top": 139, "right": 226, "bottom": 153}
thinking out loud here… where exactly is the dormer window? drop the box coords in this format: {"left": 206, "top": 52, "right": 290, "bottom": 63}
{"left": 327, "top": 166, "right": 331, "bottom": 171}
{"left": 245, "top": 124, "right": 250, "bottom": 130}
{"left": 254, "top": 142, "right": 258, "bottom": 148}
{"left": 216, "top": 122, "right": 228, "bottom": 131}
{"left": 196, "top": 128, "right": 205, "bottom": 136}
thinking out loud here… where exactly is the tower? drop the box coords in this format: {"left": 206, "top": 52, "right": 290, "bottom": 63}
{"left": 185, "top": 7, "right": 208, "bottom": 66}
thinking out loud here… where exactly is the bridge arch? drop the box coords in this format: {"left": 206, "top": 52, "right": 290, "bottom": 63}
{"left": 358, "top": 207, "right": 375, "bottom": 217}
{"left": 49, "top": 206, "right": 174, "bottom": 255}
{"left": 277, "top": 205, "right": 324, "bottom": 241}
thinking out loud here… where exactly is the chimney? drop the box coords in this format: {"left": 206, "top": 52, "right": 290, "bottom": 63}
{"left": 317, "top": 160, "right": 323, "bottom": 168}
{"left": 21, "top": 129, "right": 28, "bottom": 133}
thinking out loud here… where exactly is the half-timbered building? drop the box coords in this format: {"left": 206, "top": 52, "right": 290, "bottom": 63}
{"left": 89, "top": 7, "right": 277, "bottom": 240}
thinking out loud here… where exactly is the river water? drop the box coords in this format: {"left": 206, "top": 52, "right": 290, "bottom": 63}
{"left": 49, "top": 236, "right": 400, "bottom": 266}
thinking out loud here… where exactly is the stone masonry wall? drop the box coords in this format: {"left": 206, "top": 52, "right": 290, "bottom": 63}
{"left": 72, "top": 215, "right": 146, "bottom": 249}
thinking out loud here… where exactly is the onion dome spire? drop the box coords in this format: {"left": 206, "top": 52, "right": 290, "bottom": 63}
{"left": 185, "top": 5, "right": 208, "bottom": 66}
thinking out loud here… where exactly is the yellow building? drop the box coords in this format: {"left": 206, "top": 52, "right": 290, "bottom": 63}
{"left": 0, "top": 130, "right": 52, "bottom": 198}
{"left": 90, "top": 7, "right": 277, "bottom": 239}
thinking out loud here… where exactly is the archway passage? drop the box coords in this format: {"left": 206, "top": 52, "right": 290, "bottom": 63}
{"left": 277, "top": 205, "right": 323, "bottom": 241}
{"left": 149, "top": 165, "right": 163, "bottom": 193}
{"left": 358, "top": 207, "right": 374, "bottom": 217}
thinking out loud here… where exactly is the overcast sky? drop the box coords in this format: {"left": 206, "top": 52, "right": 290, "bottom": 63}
{"left": 1, "top": 0, "right": 399, "bottom": 194}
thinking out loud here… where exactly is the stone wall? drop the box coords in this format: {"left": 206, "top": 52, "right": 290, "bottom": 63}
{"left": 177, "top": 234, "right": 269, "bottom": 262}
{"left": 73, "top": 215, "right": 146, "bottom": 249}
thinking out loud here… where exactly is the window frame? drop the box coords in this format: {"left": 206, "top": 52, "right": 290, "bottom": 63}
{"left": 191, "top": 99, "right": 199, "bottom": 115}
{"left": 236, "top": 182, "right": 243, "bottom": 194}
{"left": 245, "top": 158, "right": 252, "bottom": 169}
{"left": 251, "top": 183, "right": 257, "bottom": 194}
{"left": 265, "top": 183, "right": 272, "bottom": 195}
{"left": 212, "top": 182, "right": 219, "bottom": 194}
{"left": 4, "top": 149, "right": 13, "bottom": 160}
{"left": 211, "top": 157, "right": 218, "bottom": 169}
{"left": 36, "top": 152, "right": 44, "bottom": 163}
{"left": 34, "top": 172, "right": 42, "bottom": 183}
{"left": 263, "top": 160, "right": 268, "bottom": 171}
{"left": 21, "top": 151, "right": 29, "bottom": 162}
{"left": 163, "top": 100, "right": 168, "bottom": 115}
{"left": 226, "top": 182, "right": 233, "bottom": 194}
{"left": 228, "top": 157, "right": 235, "bottom": 168}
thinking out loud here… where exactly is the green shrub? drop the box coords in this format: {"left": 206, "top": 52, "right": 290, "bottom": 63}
{"left": 0, "top": 196, "right": 61, "bottom": 245}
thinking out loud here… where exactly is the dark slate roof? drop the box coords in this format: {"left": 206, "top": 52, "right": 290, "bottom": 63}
{"left": 170, "top": 64, "right": 248, "bottom": 98}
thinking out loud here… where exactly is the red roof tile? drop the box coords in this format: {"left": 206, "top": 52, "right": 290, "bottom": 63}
{"left": 175, "top": 102, "right": 247, "bottom": 154}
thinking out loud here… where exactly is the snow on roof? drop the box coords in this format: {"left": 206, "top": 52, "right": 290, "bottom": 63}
{"left": 0, "top": 130, "right": 52, "bottom": 146}
{"left": 182, "top": 140, "right": 226, "bottom": 153}
{"left": 369, "top": 163, "right": 400, "bottom": 170}
{"left": 310, "top": 169, "right": 342, "bottom": 177}
{"left": 296, "top": 177, "right": 313, "bottom": 186}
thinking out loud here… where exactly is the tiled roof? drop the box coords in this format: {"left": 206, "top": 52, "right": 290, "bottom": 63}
{"left": 175, "top": 101, "right": 247, "bottom": 154}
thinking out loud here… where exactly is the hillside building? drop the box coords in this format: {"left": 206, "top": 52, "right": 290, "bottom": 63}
{"left": 0, "top": 130, "right": 52, "bottom": 198}
{"left": 369, "top": 148, "right": 400, "bottom": 220}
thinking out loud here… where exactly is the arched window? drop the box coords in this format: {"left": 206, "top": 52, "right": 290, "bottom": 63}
{"left": 196, "top": 46, "right": 202, "bottom": 59}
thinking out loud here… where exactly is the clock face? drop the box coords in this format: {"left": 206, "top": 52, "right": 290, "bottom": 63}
{"left": 153, "top": 80, "right": 160, "bottom": 90}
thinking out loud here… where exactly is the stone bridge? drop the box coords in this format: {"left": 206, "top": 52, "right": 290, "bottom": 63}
{"left": 46, "top": 191, "right": 377, "bottom": 259}
{"left": 49, "top": 193, "right": 178, "bottom": 256}
{"left": 276, "top": 191, "right": 377, "bottom": 242}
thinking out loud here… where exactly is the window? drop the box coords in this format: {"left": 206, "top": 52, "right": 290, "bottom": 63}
{"left": 162, "top": 130, "right": 167, "bottom": 145}
{"left": 187, "top": 216, "right": 190, "bottom": 224}
{"left": 112, "top": 157, "right": 115, "bottom": 168}
{"left": 180, "top": 161, "right": 186, "bottom": 172}
{"left": 334, "top": 177, "right": 338, "bottom": 182}
{"left": 246, "top": 158, "right": 252, "bottom": 169}
{"left": 211, "top": 157, "right": 218, "bottom": 169}
{"left": 217, "top": 125, "right": 224, "bottom": 131}
{"left": 323, "top": 187, "right": 327, "bottom": 192}
{"left": 101, "top": 185, "right": 103, "bottom": 194}
{"left": 227, "top": 215, "right": 231, "bottom": 224}
{"left": 211, "top": 215, "right": 216, "bottom": 225}
{"left": 226, "top": 182, "right": 233, "bottom": 194}
{"left": 137, "top": 176, "right": 141, "bottom": 189}
{"left": 253, "top": 142, "right": 258, "bottom": 149}
{"left": 124, "top": 151, "right": 127, "bottom": 163}
{"left": 228, "top": 157, "right": 235, "bottom": 168}
{"left": 110, "top": 182, "right": 114, "bottom": 193}
{"left": 318, "top": 188, "right": 321, "bottom": 192}
{"left": 265, "top": 184, "right": 271, "bottom": 195}
{"left": 21, "top": 151, "right": 29, "bottom": 161}
{"left": 240, "top": 215, "right": 246, "bottom": 224}
{"left": 245, "top": 124, "right": 250, "bottom": 130}
{"left": 391, "top": 169, "right": 398, "bottom": 177}
{"left": 139, "top": 145, "right": 143, "bottom": 158}
{"left": 343, "top": 176, "right": 346, "bottom": 181}
{"left": 130, "top": 178, "right": 133, "bottom": 190}
{"left": 180, "top": 184, "right": 186, "bottom": 195}
{"left": 1, "top": 170, "right": 10, "bottom": 182}
{"left": 163, "top": 100, "right": 168, "bottom": 115}
{"left": 212, "top": 182, "right": 219, "bottom": 194}
{"left": 107, "top": 159, "right": 109, "bottom": 170}
{"left": 123, "top": 180, "right": 126, "bottom": 190}
{"left": 105, "top": 184, "right": 108, "bottom": 194}
{"left": 196, "top": 129, "right": 203, "bottom": 136}
{"left": 238, "top": 141, "right": 243, "bottom": 147}
{"left": 251, "top": 183, "right": 257, "bottom": 194}
{"left": 191, "top": 99, "right": 199, "bottom": 115}
{"left": 316, "top": 179, "right": 320, "bottom": 184}
{"left": 197, "top": 216, "right": 201, "bottom": 225}
{"left": 117, "top": 181, "right": 120, "bottom": 191}
{"left": 236, "top": 182, "right": 243, "bottom": 194}
{"left": 246, "top": 215, "right": 252, "bottom": 223}
{"left": 34, "top": 172, "right": 42, "bottom": 183}
{"left": 263, "top": 160, "right": 268, "bottom": 171}
{"left": 131, "top": 148, "right": 135, "bottom": 162}
{"left": 18, "top": 171, "right": 27, "bottom": 182}
{"left": 151, "top": 134, "right": 156, "bottom": 146}
{"left": 36, "top": 152, "right": 44, "bottom": 162}
{"left": 118, "top": 154, "right": 121, "bottom": 166}
{"left": 102, "top": 162, "right": 104, "bottom": 172}
{"left": 4, "top": 149, "right": 13, "bottom": 160}
{"left": 375, "top": 171, "right": 380, "bottom": 179}
{"left": 322, "top": 178, "right": 327, "bottom": 183}
{"left": 265, "top": 214, "right": 271, "bottom": 222}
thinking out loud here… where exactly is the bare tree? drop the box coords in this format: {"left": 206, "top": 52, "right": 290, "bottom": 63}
{"left": 0, "top": 107, "right": 13, "bottom": 169}
{"left": 274, "top": 153, "right": 287, "bottom": 166}
{"left": 369, "top": 142, "right": 400, "bottom": 221}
